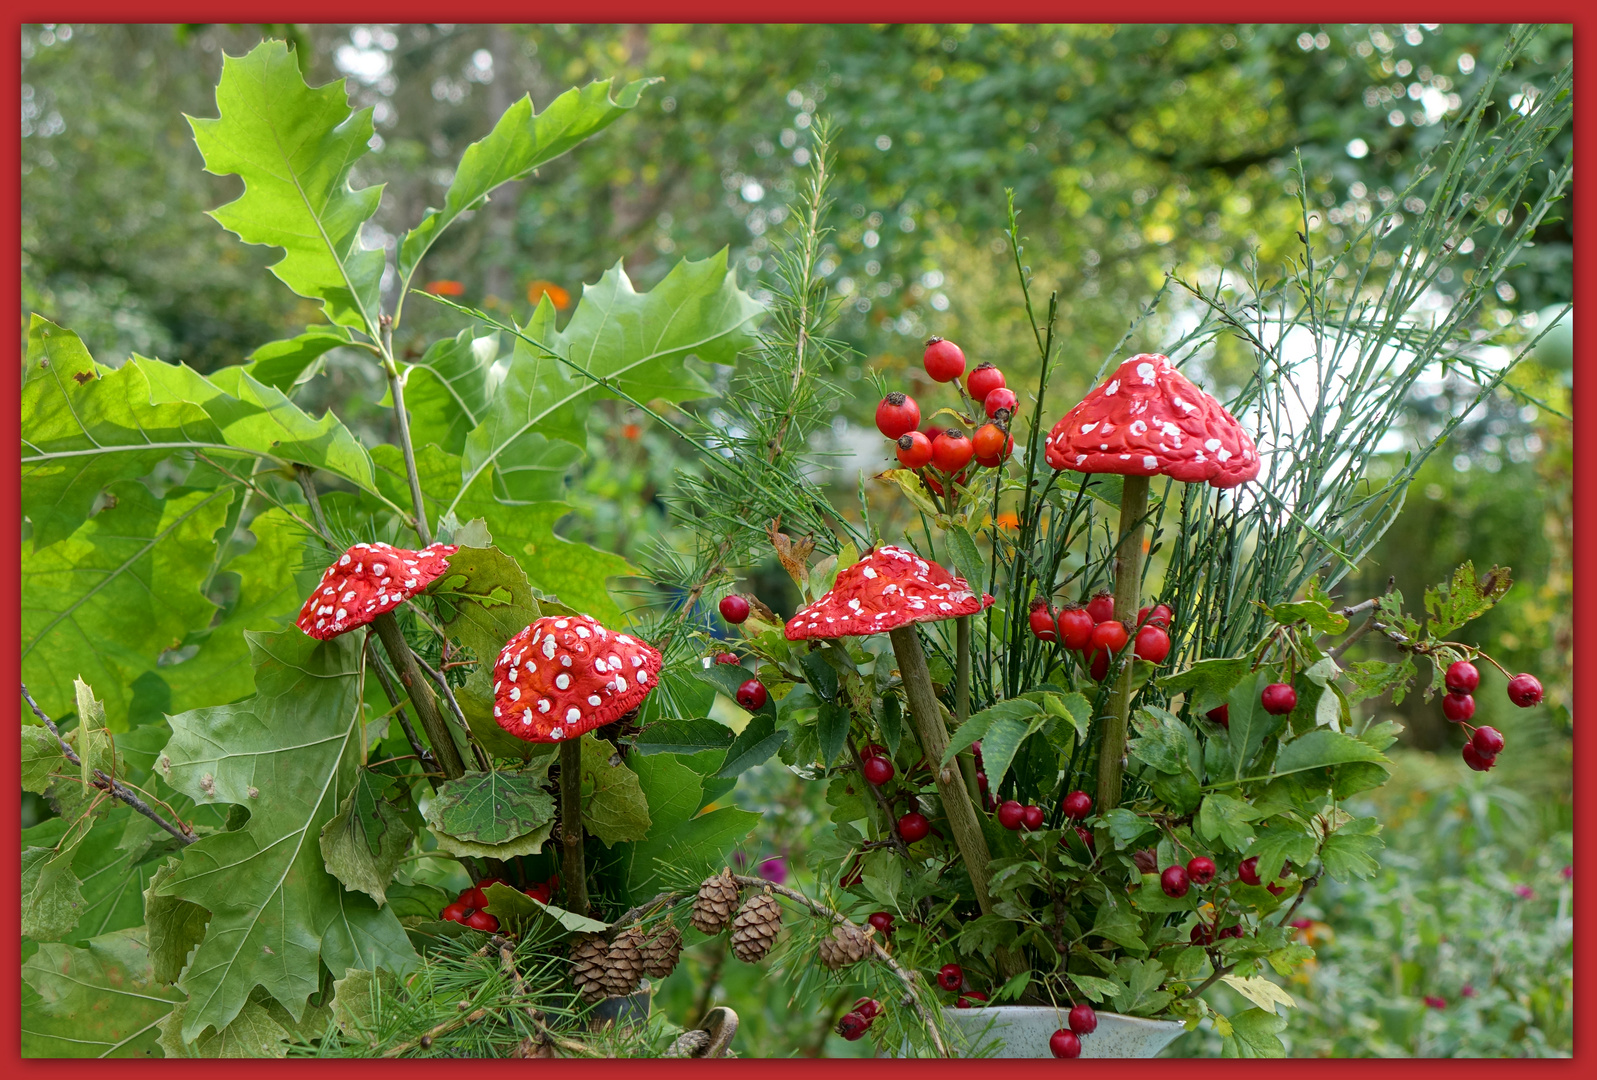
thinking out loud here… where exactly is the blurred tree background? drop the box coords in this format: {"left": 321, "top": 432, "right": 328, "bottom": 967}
{"left": 20, "top": 22, "right": 1571, "bottom": 1057}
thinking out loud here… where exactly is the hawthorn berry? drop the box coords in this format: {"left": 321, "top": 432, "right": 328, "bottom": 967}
{"left": 525, "top": 884, "right": 552, "bottom": 904}
{"left": 1134, "top": 624, "right": 1171, "bottom": 664}
{"left": 852, "top": 997, "right": 882, "bottom": 1020}
{"left": 1062, "top": 790, "right": 1093, "bottom": 820}
{"left": 1086, "top": 592, "right": 1116, "bottom": 624}
{"left": 440, "top": 901, "right": 470, "bottom": 923}
{"left": 1266, "top": 882, "right": 1286, "bottom": 897}
{"left": 875, "top": 392, "right": 921, "bottom": 439}
{"left": 1057, "top": 605, "right": 1095, "bottom": 650}
{"left": 1206, "top": 704, "right": 1230, "bottom": 728}
{"left": 1472, "top": 726, "right": 1505, "bottom": 756}
{"left": 1074, "top": 826, "right": 1096, "bottom": 850}
{"left": 1461, "top": 743, "right": 1495, "bottom": 772}
{"left": 1137, "top": 603, "right": 1173, "bottom": 629}
{"left": 1507, "top": 673, "right": 1544, "bottom": 707}
{"left": 836, "top": 1012, "right": 870, "bottom": 1041}
{"left": 966, "top": 362, "right": 1006, "bottom": 401}
{"left": 955, "top": 991, "right": 989, "bottom": 1009}
{"left": 1190, "top": 922, "right": 1214, "bottom": 945}
{"left": 1049, "top": 1029, "right": 1083, "bottom": 1059}
{"left": 1218, "top": 924, "right": 1245, "bottom": 939}
{"left": 1445, "top": 660, "right": 1481, "bottom": 694}
{"left": 1068, "top": 1003, "right": 1098, "bottom": 1036}
{"left": 936, "top": 963, "right": 964, "bottom": 991}
{"left": 898, "top": 812, "right": 931, "bottom": 843}
{"left": 975, "top": 770, "right": 989, "bottom": 791}
{"left": 1441, "top": 692, "right": 1476, "bottom": 723}
{"left": 719, "top": 594, "right": 751, "bottom": 624}
{"left": 736, "top": 678, "right": 768, "bottom": 711}
{"left": 1161, "top": 865, "right": 1190, "bottom": 898}
{"left": 972, "top": 423, "right": 1013, "bottom": 466}
{"left": 923, "top": 337, "right": 967, "bottom": 382}
{"left": 476, "top": 877, "right": 507, "bottom": 892}
{"left": 1238, "top": 856, "right": 1263, "bottom": 887}
{"left": 1029, "top": 598, "right": 1059, "bottom": 642}
{"left": 1186, "top": 856, "right": 1217, "bottom": 885}
{"left": 714, "top": 651, "right": 741, "bottom": 665}
{"left": 464, "top": 909, "right": 500, "bottom": 932}
{"left": 983, "top": 386, "right": 1019, "bottom": 419}
{"left": 862, "top": 756, "right": 895, "bottom": 786}
{"left": 859, "top": 743, "right": 889, "bottom": 760}
{"left": 868, "top": 911, "right": 895, "bottom": 936}
{"left": 1090, "top": 620, "right": 1129, "bottom": 654}
{"left": 997, "top": 800, "right": 1026, "bottom": 830}
{"left": 1260, "top": 682, "right": 1298, "bottom": 715}
{"left": 895, "top": 430, "right": 934, "bottom": 469}
{"left": 1021, "top": 804, "right": 1045, "bottom": 831}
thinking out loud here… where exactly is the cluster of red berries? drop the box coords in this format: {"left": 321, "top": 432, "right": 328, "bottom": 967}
{"left": 439, "top": 874, "right": 558, "bottom": 931}
{"left": 876, "top": 339, "right": 1018, "bottom": 493}
{"left": 1443, "top": 660, "right": 1539, "bottom": 772}
{"left": 716, "top": 595, "right": 770, "bottom": 710}
{"left": 934, "top": 962, "right": 994, "bottom": 1010}
{"left": 835, "top": 997, "right": 883, "bottom": 1041}
{"left": 1029, "top": 593, "right": 1173, "bottom": 681}
{"left": 1048, "top": 1003, "right": 1099, "bottom": 1058}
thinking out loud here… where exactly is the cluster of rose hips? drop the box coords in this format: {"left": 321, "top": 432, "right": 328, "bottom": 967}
{"left": 835, "top": 997, "right": 884, "bottom": 1041}
{"left": 1030, "top": 593, "right": 1173, "bottom": 681}
{"left": 1443, "top": 660, "right": 1541, "bottom": 772}
{"left": 438, "top": 874, "right": 560, "bottom": 931}
{"left": 875, "top": 338, "right": 1018, "bottom": 496}
{"left": 1048, "top": 1003, "right": 1099, "bottom": 1059}
{"left": 715, "top": 595, "right": 770, "bottom": 710}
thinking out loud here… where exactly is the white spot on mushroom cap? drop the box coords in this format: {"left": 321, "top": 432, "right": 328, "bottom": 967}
{"left": 1137, "top": 361, "right": 1156, "bottom": 384}
{"left": 555, "top": 673, "right": 570, "bottom": 690}
{"left": 542, "top": 636, "right": 557, "bottom": 660}
{"left": 588, "top": 694, "right": 601, "bottom": 706}
{"left": 566, "top": 706, "right": 580, "bottom": 722}
{"left": 538, "top": 699, "right": 550, "bottom": 713}
{"left": 1144, "top": 455, "right": 1158, "bottom": 470}
{"left": 1205, "top": 438, "right": 1222, "bottom": 451}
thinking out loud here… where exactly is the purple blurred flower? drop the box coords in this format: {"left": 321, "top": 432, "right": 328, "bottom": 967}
{"left": 1461, "top": 984, "right": 1476, "bottom": 998}
{"left": 1514, "top": 884, "right": 1535, "bottom": 899}
{"left": 1424, "top": 995, "right": 1447, "bottom": 1009}
{"left": 1562, "top": 865, "right": 1573, "bottom": 880}
{"left": 758, "top": 856, "right": 787, "bottom": 884}
{"left": 732, "top": 851, "right": 749, "bottom": 868}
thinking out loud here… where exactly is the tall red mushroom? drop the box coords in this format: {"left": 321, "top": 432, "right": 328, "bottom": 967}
{"left": 1044, "top": 353, "right": 1259, "bottom": 810}
{"left": 296, "top": 541, "right": 458, "bottom": 639}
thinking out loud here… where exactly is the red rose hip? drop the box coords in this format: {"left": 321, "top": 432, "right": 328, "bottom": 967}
{"left": 931, "top": 429, "right": 975, "bottom": 473}
{"left": 1057, "top": 605, "right": 1094, "bottom": 649}
{"left": 896, "top": 430, "right": 934, "bottom": 469}
{"left": 983, "top": 386, "right": 1019, "bottom": 419}
{"left": 966, "top": 363, "right": 1005, "bottom": 401}
{"left": 719, "top": 594, "right": 751, "bottom": 624}
{"left": 1161, "top": 865, "right": 1190, "bottom": 898}
{"left": 875, "top": 392, "right": 921, "bottom": 439}
{"left": 1260, "top": 682, "right": 1297, "bottom": 715}
{"left": 1134, "top": 624, "right": 1171, "bottom": 663}
{"left": 1029, "top": 597, "right": 1059, "bottom": 642}
{"left": 972, "top": 423, "right": 1013, "bottom": 466}
{"left": 1507, "top": 673, "right": 1543, "bottom": 707}
{"left": 1090, "top": 620, "right": 1128, "bottom": 653}
{"left": 1445, "top": 660, "right": 1480, "bottom": 694}
{"left": 1086, "top": 592, "right": 1116, "bottom": 624}
{"left": 923, "top": 337, "right": 966, "bottom": 382}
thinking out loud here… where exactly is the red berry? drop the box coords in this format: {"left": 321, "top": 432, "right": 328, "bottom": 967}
{"left": 923, "top": 337, "right": 966, "bottom": 382}
{"left": 1086, "top": 592, "right": 1116, "bottom": 623}
{"left": 896, "top": 430, "right": 934, "bottom": 469}
{"left": 1186, "top": 856, "right": 1217, "bottom": 885}
{"left": 1190, "top": 922, "right": 1214, "bottom": 945}
{"left": 1445, "top": 660, "right": 1481, "bottom": 694}
{"left": 736, "top": 678, "right": 768, "bottom": 710}
{"left": 464, "top": 909, "right": 499, "bottom": 932}
{"left": 719, "top": 594, "right": 751, "bottom": 624}
{"left": 1068, "top": 1003, "right": 1098, "bottom": 1036}
{"left": 1090, "top": 620, "right": 1128, "bottom": 653}
{"left": 972, "top": 423, "right": 1013, "bottom": 466}
{"left": 525, "top": 884, "right": 552, "bottom": 904}
{"left": 997, "top": 800, "right": 1026, "bottom": 830}
{"left": 836, "top": 1012, "right": 870, "bottom": 1041}
{"left": 476, "top": 877, "right": 507, "bottom": 892}
{"left": 1238, "top": 856, "right": 1262, "bottom": 887}
{"left": 875, "top": 392, "right": 921, "bottom": 439}
{"left": 1161, "top": 865, "right": 1190, "bottom": 898}
{"left": 1441, "top": 692, "right": 1476, "bottom": 722}
{"left": 1062, "top": 790, "right": 1093, "bottom": 820}
{"left": 841, "top": 859, "right": 863, "bottom": 887}
{"left": 1472, "top": 725, "right": 1505, "bottom": 756}
{"left": 975, "top": 770, "right": 988, "bottom": 790}
{"left": 1074, "top": 825, "right": 1096, "bottom": 850}
{"left": 1219, "top": 924, "right": 1245, "bottom": 939}
{"left": 1057, "top": 605, "right": 1094, "bottom": 649}
{"left": 955, "top": 991, "right": 988, "bottom": 1008}
{"left": 1029, "top": 598, "right": 1059, "bottom": 642}
{"left": 936, "top": 963, "right": 964, "bottom": 991}
{"left": 1266, "top": 882, "right": 1286, "bottom": 897}
{"left": 931, "top": 429, "right": 975, "bottom": 473}
{"left": 1137, "top": 603, "right": 1173, "bottom": 629}
{"left": 1507, "top": 673, "right": 1543, "bottom": 707}
{"left": 898, "top": 812, "right": 931, "bottom": 843}
{"left": 852, "top": 997, "right": 882, "bottom": 1019}
{"left": 1134, "top": 624, "right": 1171, "bottom": 664}
{"left": 1260, "top": 682, "right": 1297, "bottom": 715}
{"left": 1021, "top": 804, "right": 1045, "bottom": 831}
{"left": 1206, "top": 704, "right": 1230, "bottom": 728}
{"left": 983, "top": 386, "right": 1019, "bottom": 419}
{"left": 440, "top": 901, "right": 470, "bottom": 923}
{"left": 1089, "top": 648, "right": 1110, "bottom": 682}
{"left": 1461, "top": 743, "right": 1495, "bottom": 771}
{"left": 859, "top": 743, "right": 888, "bottom": 760}
{"left": 862, "top": 756, "right": 895, "bottom": 786}
{"left": 966, "top": 362, "right": 1005, "bottom": 401}
{"left": 1049, "top": 1029, "right": 1082, "bottom": 1059}
{"left": 868, "top": 911, "right": 895, "bottom": 936}
{"left": 714, "top": 651, "right": 740, "bottom": 665}
{"left": 459, "top": 886, "right": 488, "bottom": 910}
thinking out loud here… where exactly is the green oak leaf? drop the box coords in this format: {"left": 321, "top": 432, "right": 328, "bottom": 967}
{"left": 145, "top": 858, "right": 212, "bottom": 985}
{"left": 580, "top": 735, "right": 652, "bottom": 846}
{"left": 22, "top": 723, "right": 63, "bottom": 793}
{"left": 158, "top": 997, "right": 291, "bottom": 1058}
{"left": 155, "top": 629, "right": 418, "bottom": 1042}
{"left": 22, "top": 845, "right": 86, "bottom": 941}
{"left": 22, "top": 929, "right": 185, "bottom": 1058}
{"left": 424, "top": 769, "right": 555, "bottom": 849}
{"left": 319, "top": 769, "right": 414, "bottom": 906}
{"left": 401, "top": 329, "right": 500, "bottom": 455}
{"left": 243, "top": 325, "right": 353, "bottom": 391}
{"left": 188, "top": 40, "right": 384, "bottom": 332}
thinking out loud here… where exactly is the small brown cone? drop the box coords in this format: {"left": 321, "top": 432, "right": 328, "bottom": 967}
{"left": 817, "top": 921, "right": 872, "bottom": 970}
{"left": 641, "top": 923, "right": 683, "bottom": 978}
{"left": 692, "top": 868, "right": 741, "bottom": 934}
{"left": 730, "top": 887, "right": 782, "bottom": 963}
{"left": 604, "top": 925, "right": 647, "bottom": 997}
{"left": 570, "top": 935, "right": 611, "bottom": 1003}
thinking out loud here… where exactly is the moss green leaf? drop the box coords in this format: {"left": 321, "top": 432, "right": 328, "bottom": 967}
{"left": 1272, "top": 729, "right": 1389, "bottom": 776}
{"left": 425, "top": 768, "right": 556, "bottom": 852}
{"left": 401, "top": 329, "right": 500, "bottom": 455}
{"left": 604, "top": 753, "right": 759, "bottom": 903}
{"left": 331, "top": 966, "right": 400, "bottom": 1040}
{"left": 22, "top": 928, "right": 185, "bottom": 1057}
{"left": 1320, "top": 817, "right": 1385, "bottom": 881}
{"left": 319, "top": 769, "right": 414, "bottom": 906}
{"left": 580, "top": 735, "right": 652, "bottom": 846}
{"left": 631, "top": 717, "right": 734, "bottom": 755}
{"left": 1227, "top": 669, "right": 1286, "bottom": 780}
{"left": 243, "top": 325, "right": 353, "bottom": 391}
{"left": 158, "top": 997, "right": 291, "bottom": 1058}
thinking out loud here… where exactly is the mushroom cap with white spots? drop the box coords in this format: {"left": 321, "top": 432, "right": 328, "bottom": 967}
{"left": 492, "top": 614, "right": 662, "bottom": 743}
{"left": 296, "top": 541, "right": 458, "bottom": 640}
{"left": 1043, "top": 353, "right": 1260, "bottom": 488}
{"left": 784, "top": 544, "right": 994, "bottom": 641}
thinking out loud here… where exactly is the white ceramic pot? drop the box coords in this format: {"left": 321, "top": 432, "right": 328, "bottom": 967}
{"left": 940, "top": 1005, "right": 1186, "bottom": 1058}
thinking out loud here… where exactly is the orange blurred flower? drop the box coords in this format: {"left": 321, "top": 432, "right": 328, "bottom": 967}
{"left": 527, "top": 280, "right": 571, "bottom": 310}
{"left": 424, "top": 280, "right": 465, "bottom": 296}
{"left": 996, "top": 511, "right": 1021, "bottom": 530}
{"left": 622, "top": 423, "right": 642, "bottom": 441}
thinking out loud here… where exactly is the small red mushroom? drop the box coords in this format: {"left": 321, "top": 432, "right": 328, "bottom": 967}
{"left": 783, "top": 544, "right": 993, "bottom": 640}
{"left": 491, "top": 614, "right": 663, "bottom": 742}
{"left": 297, "top": 541, "right": 457, "bottom": 639}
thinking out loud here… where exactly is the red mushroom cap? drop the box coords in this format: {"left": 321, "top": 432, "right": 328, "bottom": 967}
{"left": 1044, "top": 354, "right": 1259, "bottom": 488}
{"left": 784, "top": 544, "right": 994, "bottom": 640}
{"left": 297, "top": 541, "right": 458, "bottom": 640}
{"left": 492, "top": 614, "right": 662, "bottom": 742}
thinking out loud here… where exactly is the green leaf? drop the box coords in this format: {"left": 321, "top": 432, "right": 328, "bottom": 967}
{"left": 1344, "top": 657, "right": 1417, "bottom": 705}
{"left": 631, "top": 717, "right": 734, "bottom": 755}
{"left": 319, "top": 768, "right": 414, "bottom": 906}
{"left": 816, "top": 700, "right": 851, "bottom": 766}
{"left": 425, "top": 769, "right": 555, "bottom": 849}
{"left": 1151, "top": 768, "right": 1202, "bottom": 814}
{"left": 74, "top": 678, "right": 113, "bottom": 793}
{"left": 1132, "top": 873, "right": 1198, "bottom": 914}
{"left": 22, "top": 845, "right": 86, "bottom": 941}
{"left": 1220, "top": 1007, "right": 1288, "bottom": 1057}
{"left": 1089, "top": 894, "right": 1148, "bottom": 953}
{"left": 155, "top": 629, "right": 418, "bottom": 1041}
{"left": 1129, "top": 706, "right": 1188, "bottom": 774}
{"left": 715, "top": 712, "right": 788, "bottom": 778}
{"left": 22, "top": 929, "right": 185, "bottom": 1057}
{"left": 605, "top": 753, "right": 759, "bottom": 903}
{"left": 1220, "top": 974, "right": 1296, "bottom": 1014}
{"left": 1159, "top": 656, "right": 1250, "bottom": 713}
{"left": 860, "top": 849, "right": 902, "bottom": 908}
{"left": 1268, "top": 599, "right": 1348, "bottom": 635}
{"left": 401, "top": 329, "right": 500, "bottom": 454}
{"left": 158, "top": 997, "right": 291, "bottom": 1058}
{"left": 1197, "top": 794, "right": 1264, "bottom": 851}
{"left": 399, "top": 78, "right": 653, "bottom": 286}
{"left": 189, "top": 40, "right": 384, "bottom": 332}
{"left": 243, "top": 325, "right": 352, "bottom": 391}
{"left": 1110, "top": 957, "right": 1172, "bottom": 1015}
{"left": 480, "top": 883, "right": 609, "bottom": 937}
{"left": 1243, "top": 823, "right": 1317, "bottom": 883}
{"left": 944, "top": 524, "right": 987, "bottom": 591}
{"left": 1271, "top": 729, "right": 1389, "bottom": 777}
{"left": 1102, "top": 807, "right": 1157, "bottom": 847}
{"left": 581, "top": 735, "right": 652, "bottom": 846}
{"left": 1227, "top": 669, "right": 1285, "bottom": 780}
{"left": 330, "top": 967, "right": 400, "bottom": 1039}
{"left": 21, "top": 724, "right": 63, "bottom": 793}
{"left": 1423, "top": 561, "right": 1512, "bottom": 638}
{"left": 145, "top": 857, "right": 212, "bottom": 985}
{"left": 1321, "top": 817, "right": 1385, "bottom": 881}
{"left": 1067, "top": 973, "right": 1120, "bottom": 1003}
{"left": 943, "top": 697, "right": 1038, "bottom": 765}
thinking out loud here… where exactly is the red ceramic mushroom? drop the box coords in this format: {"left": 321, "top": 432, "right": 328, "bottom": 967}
{"left": 492, "top": 614, "right": 663, "bottom": 742}
{"left": 297, "top": 541, "right": 458, "bottom": 640}
{"left": 784, "top": 544, "right": 993, "bottom": 641}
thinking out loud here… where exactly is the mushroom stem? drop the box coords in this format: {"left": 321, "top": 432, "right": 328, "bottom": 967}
{"left": 559, "top": 738, "right": 589, "bottom": 915}
{"left": 371, "top": 611, "right": 466, "bottom": 781}
{"left": 1096, "top": 473, "right": 1150, "bottom": 813}
{"left": 888, "top": 625, "right": 996, "bottom": 917}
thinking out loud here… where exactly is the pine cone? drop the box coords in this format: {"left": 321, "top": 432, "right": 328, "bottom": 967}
{"left": 604, "top": 925, "right": 647, "bottom": 997}
{"left": 640, "top": 923, "right": 683, "bottom": 978}
{"left": 730, "top": 888, "right": 782, "bottom": 963}
{"left": 570, "top": 935, "right": 611, "bottom": 1003}
{"left": 817, "top": 921, "right": 872, "bottom": 970}
{"left": 692, "top": 868, "right": 741, "bottom": 934}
